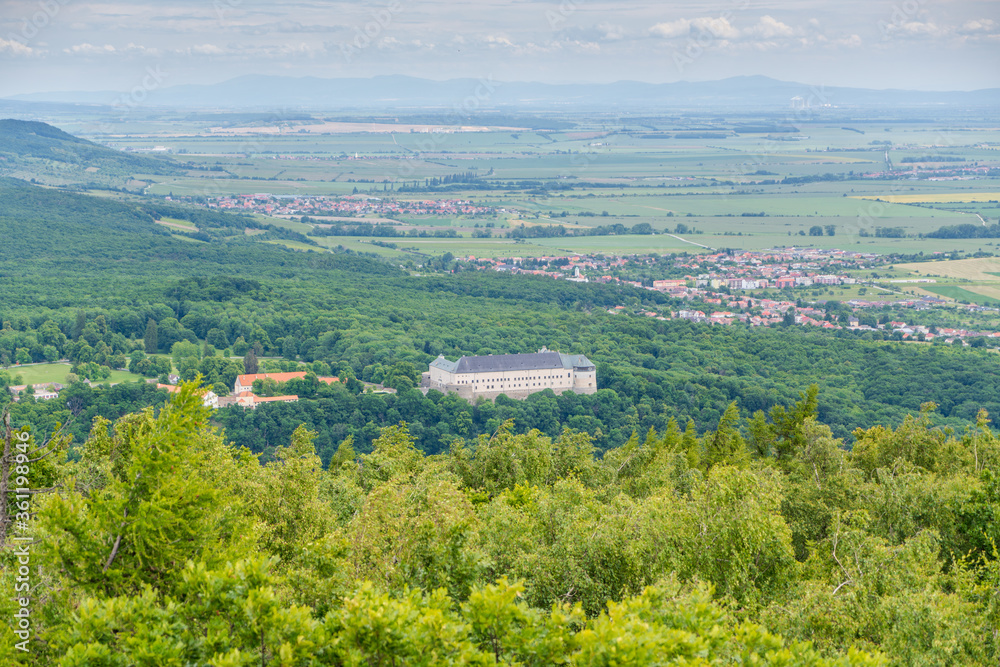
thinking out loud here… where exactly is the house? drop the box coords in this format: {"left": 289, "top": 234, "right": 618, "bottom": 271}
{"left": 775, "top": 277, "right": 796, "bottom": 289}
{"left": 216, "top": 392, "right": 299, "bottom": 410}
{"left": 421, "top": 347, "right": 596, "bottom": 401}
{"left": 232, "top": 372, "right": 338, "bottom": 395}
{"left": 8, "top": 384, "right": 61, "bottom": 402}
{"left": 158, "top": 384, "right": 219, "bottom": 409}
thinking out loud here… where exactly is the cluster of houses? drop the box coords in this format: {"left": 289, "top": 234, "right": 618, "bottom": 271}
{"left": 481, "top": 255, "right": 629, "bottom": 281}
{"left": 480, "top": 248, "right": 875, "bottom": 293}
{"left": 8, "top": 383, "right": 64, "bottom": 402}
{"left": 197, "top": 193, "right": 497, "bottom": 219}
{"left": 623, "top": 297, "right": 1000, "bottom": 344}
{"left": 6, "top": 371, "right": 344, "bottom": 408}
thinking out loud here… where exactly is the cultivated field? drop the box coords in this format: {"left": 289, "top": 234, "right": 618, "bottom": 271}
{"left": 69, "top": 111, "right": 1000, "bottom": 261}
{"left": 895, "top": 257, "right": 1000, "bottom": 281}
{"left": 852, "top": 193, "right": 1000, "bottom": 204}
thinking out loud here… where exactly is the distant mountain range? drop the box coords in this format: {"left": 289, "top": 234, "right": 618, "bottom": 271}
{"left": 5, "top": 75, "right": 999, "bottom": 110}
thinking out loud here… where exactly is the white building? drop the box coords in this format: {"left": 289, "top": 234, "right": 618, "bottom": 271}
{"left": 422, "top": 347, "right": 597, "bottom": 401}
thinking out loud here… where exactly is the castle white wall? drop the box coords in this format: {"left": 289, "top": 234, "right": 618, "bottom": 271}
{"left": 427, "top": 363, "right": 596, "bottom": 401}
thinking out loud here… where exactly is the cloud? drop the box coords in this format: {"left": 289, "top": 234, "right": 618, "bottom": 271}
{"left": 832, "top": 34, "right": 862, "bottom": 48}
{"left": 188, "top": 43, "right": 226, "bottom": 55}
{"left": 376, "top": 38, "right": 436, "bottom": 53}
{"left": 958, "top": 19, "right": 997, "bottom": 35}
{"left": 558, "top": 23, "right": 626, "bottom": 44}
{"left": 898, "top": 21, "right": 944, "bottom": 37}
{"left": 746, "top": 16, "right": 795, "bottom": 39}
{"left": 63, "top": 43, "right": 117, "bottom": 55}
{"left": 236, "top": 20, "right": 344, "bottom": 36}
{"left": 0, "top": 37, "right": 36, "bottom": 57}
{"left": 650, "top": 17, "right": 739, "bottom": 40}
{"left": 597, "top": 22, "right": 626, "bottom": 41}
{"left": 483, "top": 35, "right": 515, "bottom": 48}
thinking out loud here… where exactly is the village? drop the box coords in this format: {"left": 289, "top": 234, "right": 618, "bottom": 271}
{"left": 471, "top": 247, "right": 1000, "bottom": 343}
{"left": 194, "top": 193, "right": 500, "bottom": 219}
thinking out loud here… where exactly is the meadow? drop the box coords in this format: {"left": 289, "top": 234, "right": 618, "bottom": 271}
{"left": 4, "top": 362, "right": 141, "bottom": 386}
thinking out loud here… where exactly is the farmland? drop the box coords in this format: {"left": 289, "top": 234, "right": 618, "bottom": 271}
{"left": 33, "top": 108, "right": 996, "bottom": 261}
{"left": 890, "top": 257, "right": 1000, "bottom": 305}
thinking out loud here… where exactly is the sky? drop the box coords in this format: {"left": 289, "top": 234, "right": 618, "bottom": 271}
{"left": 0, "top": 0, "right": 997, "bottom": 97}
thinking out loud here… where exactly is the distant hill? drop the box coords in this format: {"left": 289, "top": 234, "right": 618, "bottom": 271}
{"left": 0, "top": 119, "right": 183, "bottom": 188}
{"left": 5, "top": 75, "right": 1000, "bottom": 110}
{"left": 0, "top": 175, "right": 171, "bottom": 257}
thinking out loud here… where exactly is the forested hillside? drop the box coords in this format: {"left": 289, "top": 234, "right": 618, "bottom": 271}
{"left": 0, "top": 119, "right": 183, "bottom": 187}
{"left": 0, "top": 119, "right": 998, "bottom": 665}
{"left": 1, "top": 382, "right": 997, "bottom": 664}
{"left": 3, "top": 178, "right": 1000, "bottom": 461}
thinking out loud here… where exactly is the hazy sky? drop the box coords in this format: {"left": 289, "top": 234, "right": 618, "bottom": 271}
{"left": 0, "top": 0, "right": 997, "bottom": 96}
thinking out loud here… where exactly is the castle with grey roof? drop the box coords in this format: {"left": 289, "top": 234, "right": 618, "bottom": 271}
{"left": 421, "top": 347, "right": 596, "bottom": 401}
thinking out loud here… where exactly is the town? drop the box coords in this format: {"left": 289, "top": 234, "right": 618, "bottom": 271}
{"left": 468, "top": 247, "right": 1000, "bottom": 343}
{"left": 194, "top": 193, "right": 501, "bottom": 219}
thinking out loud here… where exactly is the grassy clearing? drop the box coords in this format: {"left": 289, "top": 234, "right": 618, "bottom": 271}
{"left": 263, "top": 240, "right": 326, "bottom": 252}
{"left": 253, "top": 215, "right": 313, "bottom": 233}
{"left": 155, "top": 216, "right": 196, "bottom": 229}
{"left": 4, "top": 363, "right": 143, "bottom": 385}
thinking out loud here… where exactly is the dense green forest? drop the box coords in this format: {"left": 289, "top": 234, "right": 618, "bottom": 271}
{"left": 1, "top": 382, "right": 997, "bottom": 664}
{"left": 0, "top": 120, "right": 183, "bottom": 189}
{"left": 4, "top": 176, "right": 1000, "bottom": 462}
{"left": 1, "top": 120, "right": 999, "bottom": 663}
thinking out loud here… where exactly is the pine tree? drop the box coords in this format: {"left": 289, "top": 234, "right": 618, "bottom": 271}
{"left": 244, "top": 348, "right": 258, "bottom": 375}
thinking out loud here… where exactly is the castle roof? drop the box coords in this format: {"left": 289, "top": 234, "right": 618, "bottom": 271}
{"left": 429, "top": 349, "right": 594, "bottom": 374}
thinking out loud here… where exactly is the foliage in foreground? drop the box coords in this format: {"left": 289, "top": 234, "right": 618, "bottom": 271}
{"left": 1, "top": 381, "right": 998, "bottom": 665}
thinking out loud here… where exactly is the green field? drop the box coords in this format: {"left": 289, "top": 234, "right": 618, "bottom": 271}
{"left": 4, "top": 362, "right": 144, "bottom": 386}
{"left": 71, "top": 114, "right": 997, "bottom": 260}
{"left": 921, "top": 285, "right": 1000, "bottom": 306}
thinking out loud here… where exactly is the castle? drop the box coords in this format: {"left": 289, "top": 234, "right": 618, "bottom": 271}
{"left": 422, "top": 347, "right": 596, "bottom": 401}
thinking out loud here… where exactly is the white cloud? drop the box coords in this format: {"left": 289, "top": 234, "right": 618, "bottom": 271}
{"left": 899, "top": 21, "right": 944, "bottom": 37}
{"left": 0, "top": 37, "right": 36, "bottom": 57}
{"left": 188, "top": 43, "right": 226, "bottom": 55}
{"left": 832, "top": 34, "right": 862, "bottom": 48}
{"left": 597, "top": 22, "right": 626, "bottom": 41}
{"left": 649, "top": 19, "right": 691, "bottom": 39}
{"left": 122, "top": 42, "right": 160, "bottom": 55}
{"left": 63, "top": 43, "right": 117, "bottom": 55}
{"left": 650, "top": 16, "right": 740, "bottom": 40}
{"left": 746, "top": 16, "right": 795, "bottom": 39}
{"left": 483, "top": 35, "right": 515, "bottom": 48}
{"left": 959, "top": 19, "right": 997, "bottom": 35}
